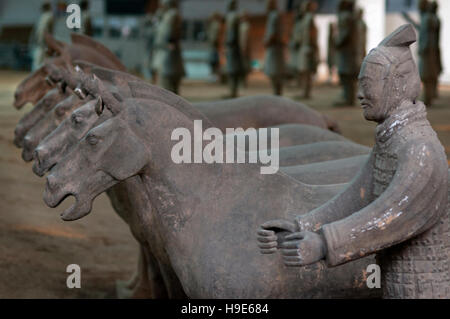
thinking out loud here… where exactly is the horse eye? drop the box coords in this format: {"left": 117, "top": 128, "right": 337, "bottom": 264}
{"left": 71, "top": 114, "right": 82, "bottom": 125}
{"left": 55, "top": 107, "right": 66, "bottom": 117}
{"left": 87, "top": 135, "right": 99, "bottom": 146}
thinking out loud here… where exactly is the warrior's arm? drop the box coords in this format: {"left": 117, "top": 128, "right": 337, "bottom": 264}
{"left": 294, "top": 151, "right": 376, "bottom": 231}
{"left": 401, "top": 12, "right": 420, "bottom": 30}
{"left": 319, "top": 142, "right": 447, "bottom": 267}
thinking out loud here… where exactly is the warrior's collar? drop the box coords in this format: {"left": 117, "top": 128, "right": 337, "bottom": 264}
{"left": 376, "top": 100, "right": 427, "bottom": 143}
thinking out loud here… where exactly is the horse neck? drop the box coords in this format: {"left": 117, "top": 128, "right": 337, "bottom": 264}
{"left": 134, "top": 103, "right": 312, "bottom": 233}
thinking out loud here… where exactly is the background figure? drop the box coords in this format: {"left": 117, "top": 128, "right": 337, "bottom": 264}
{"left": 355, "top": 8, "right": 366, "bottom": 72}
{"left": 224, "top": 0, "right": 243, "bottom": 98}
{"left": 429, "top": 2, "right": 442, "bottom": 100}
{"left": 297, "top": 0, "right": 319, "bottom": 99}
{"left": 207, "top": 12, "right": 223, "bottom": 81}
{"left": 263, "top": 0, "right": 285, "bottom": 96}
{"left": 420, "top": 1, "right": 442, "bottom": 105}
{"left": 334, "top": 0, "right": 358, "bottom": 106}
{"left": 157, "top": 0, "right": 185, "bottom": 94}
{"left": 30, "top": 1, "right": 54, "bottom": 71}
{"left": 80, "top": 0, "right": 93, "bottom": 36}
{"left": 142, "top": 12, "right": 156, "bottom": 80}
{"left": 403, "top": 0, "right": 442, "bottom": 106}
{"left": 327, "top": 22, "right": 337, "bottom": 84}
{"left": 151, "top": 7, "right": 165, "bottom": 85}
{"left": 288, "top": 3, "right": 303, "bottom": 84}
{"left": 239, "top": 10, "right": 252, "bottom": 87}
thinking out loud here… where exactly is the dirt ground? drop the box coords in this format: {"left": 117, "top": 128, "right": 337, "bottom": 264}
{"left": 0, "top": 70, "right": 449, "bottom": 298}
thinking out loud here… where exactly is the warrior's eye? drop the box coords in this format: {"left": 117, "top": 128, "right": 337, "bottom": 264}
{"left": 86, "top": 134, "right": 99, "bottom": 146}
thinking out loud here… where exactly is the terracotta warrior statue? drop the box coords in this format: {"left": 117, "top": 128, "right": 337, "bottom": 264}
{"left": 30, "top": 1, "right": 54, "bottom": 70}
{"left": 155, "top": 0, "right": 185, "bottom": 94}
{"left": 355, "top": 8, "right": 367, "bottom": 71}
{"left": 288, "top": 3, "right": 303, "bottom": 84}
{"left": 263, "top": 0, "right": 285, "bottom": 96}
{"left": 334, "top": 0, "right": 359, "bottom": 106}
{"left": 258, "top": 25, "right": 449, "bottom": 299}
{"left": 224, "top": 0, "right": 243, "bottom": 98}
{"left": 239, "top": 10, "right": 252, "bottom": 87}
{"left": 207, "top": 12, "right": 223, "bottom": 81}
{"left": 403, "top": 0, "right": 442, "bottom": 106}
{"left": 297, "top": 0, "right": 319, "bottom": 99}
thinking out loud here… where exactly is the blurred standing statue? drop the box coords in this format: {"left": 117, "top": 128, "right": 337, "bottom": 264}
{"left": 225, "top": 0, "right": 243, "bottom": 98}
{"left": 151, "top": 7, "right": 165, "bottom": 85}
{"left": 258, "top": 25, "right": 449, "bottom": 299}
{"left": 263, "top": 0, "right": 285, "bottom": 96}
{"left": 142, "top": 12, "right": 156, "bottom": 80}
{"left": 334, "top": 0, "right": 358, "bottom": 106}
{"left": 156, "top": 0, "right": 185, "bottom": 94}
{"left": 80, "top": 0, "right": 93, "bottom": 36}
{"left": 429, "top": 2, "right": 442, "bottom": 100}
{"left": 356, "top": 8, "right": 367, "bottom": 71}
{"left": 297, "top": 0, "right": 319, "bottom": 99}
{"left": 30, "top": 1, "right": 54, "bottom": 70}
{"left": 288, "top": 4, "right": 303, "bottom": 83}
{"left": 239, "top": 10, "right": 252, "bottom": 87}
{"left": 327, "top": 22, "right": 337, "bottom": 84}
{"left": 207, "top": 12, "right": 223, "bottom": 81}
{"left": 403, "top": 0, "right": 442, "bottom": 106}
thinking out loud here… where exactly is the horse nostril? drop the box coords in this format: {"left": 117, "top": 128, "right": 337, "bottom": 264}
{"left": 23, "top": 135, "right": 32, "bottom": 148}
{"left": 14, "top": 126, "right": 22, "bottom": 136}
{"left": 35, "top": 148, "right": 43, "bottom": 164}
{"left": 46, "top": 175, "right": 57, "bottom": 191}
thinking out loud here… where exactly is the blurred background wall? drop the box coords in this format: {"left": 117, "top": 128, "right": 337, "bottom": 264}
{"left": 0, "top": 0, "right": 449, "bottom": 83}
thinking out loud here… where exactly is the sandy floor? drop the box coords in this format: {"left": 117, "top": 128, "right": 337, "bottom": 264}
{"left": 0, "top": 70, "right": 449, "bottom": 298}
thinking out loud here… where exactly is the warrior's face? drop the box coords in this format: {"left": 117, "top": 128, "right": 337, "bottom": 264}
{"left": 357, "top": 61, "right": 387, "bottom": 122}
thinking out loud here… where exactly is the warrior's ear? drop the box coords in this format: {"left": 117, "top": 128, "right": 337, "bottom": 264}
{"left": 379, "top": 24, "right": 416, "bottom": 48}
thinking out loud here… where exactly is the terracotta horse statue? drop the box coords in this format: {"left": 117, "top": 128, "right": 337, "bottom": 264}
{"left": 42, "top": 84, "right": 378, "bottom": 298}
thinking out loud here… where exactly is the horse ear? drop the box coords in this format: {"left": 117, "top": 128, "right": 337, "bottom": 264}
{"left": 44, "top": 32, "right": 66, "bottom": 55}
{"left": 91, "top": 74, "right": 122, "bottom": 115}
{"left": 95, "top": 96, "right": 104, "bottom": 115}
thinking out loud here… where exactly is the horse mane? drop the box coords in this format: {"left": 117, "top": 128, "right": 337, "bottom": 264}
{"left": 70, "top": 33, "right": 127, "bottom": 72}
{"left": 73, "top": 60, "right": 140, "bottom": 86}
{"left": 127, "top": 81, "right": 214, "bottom": 127}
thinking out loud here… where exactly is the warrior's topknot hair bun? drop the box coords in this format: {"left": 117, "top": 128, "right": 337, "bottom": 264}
{"left": 379, "top": 24, "right": 416, "bottom": 48}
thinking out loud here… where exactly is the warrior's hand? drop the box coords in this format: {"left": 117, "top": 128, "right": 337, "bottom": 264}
{"left": 280, "top": 231, "right": 326, "bottom": 267}
{"left": 257, "top": 219, "right": 298, "bottom": 254}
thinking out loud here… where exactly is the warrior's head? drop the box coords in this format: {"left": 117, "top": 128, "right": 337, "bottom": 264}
{"left": 419, "top": 0, "right": 430, "bottom": 13}
{"left": 265, "top": 0, "right": 277, "bottom": 13}
{"left": 41, "top": 1, "right": 51, "bottom": 12}
{"left": 162, "top": 0, "right": 177, "bottom": 10}
{"left": 226, "top": 0, "right": 238, "bottom": 12}
{"left": 358, "top": 24, "right": 421, "bottom": 123}
{"left": 430, "top": 1, "right": 438, "bottom": 14}
{"left": 338, "top": 0, "right": 354, "bottom": 12}
{"left": 303, "top": 0, "right": 318, "bottom": 13}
